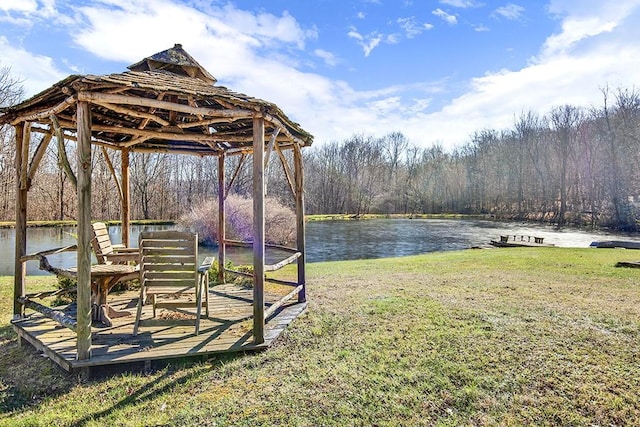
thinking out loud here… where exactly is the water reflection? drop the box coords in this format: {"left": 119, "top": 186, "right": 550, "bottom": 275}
{"left": 1, "top": 219, "right": 639, "bottom": 275}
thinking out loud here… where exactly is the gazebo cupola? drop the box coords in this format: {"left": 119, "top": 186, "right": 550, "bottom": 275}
{"left": 127, "top": 43, "right": 217, "bottom": 84}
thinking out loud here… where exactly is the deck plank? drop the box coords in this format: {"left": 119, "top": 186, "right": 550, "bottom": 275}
{"left": 12, "top": 285, "right": 306, "bottom": 371}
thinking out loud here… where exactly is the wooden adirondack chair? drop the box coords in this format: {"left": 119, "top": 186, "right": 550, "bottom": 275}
{"left": 91, "top": 222, "right": 139, "bottom": 265}
{"left": 133, "top": 231, "right": 213, "bottom": 336}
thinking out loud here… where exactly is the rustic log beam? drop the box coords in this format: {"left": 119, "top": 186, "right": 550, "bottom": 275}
{"left": 122, "top": 136, "right": 152, "bottom": 147}
{"left": 265, "top": 277, "right": 300, "bottom": 287}
{"left": 188, "top": 96, "right": 306, "bottom": 146}
{"left": 77, "top": 91, "right": 254, "bottom": 119}
{"left": 226, "top": 141, "right": 297, "bottom": 156}
{"left": 36, "top": 253, "right": 78, "bottom": 280}
{"left": 101, "top": 146, "right": 123, "bottom": 202}
{"left": 10, "top": 95, "right": 77, "bottom": 125}
{"left": 130, "top": 147, "right": 213, "bottom": 156}
{"left": 275, "top": 142, "right": 296, "bottom": 197}
{"left": 263, "top": 113, "right": 306, "bottom": 146}
{"left": 27, "top": 133, "right": 53, "bottom": 186}
{"left": 264, "top": 284, "right": 304, "bottom": 319}
{"left": 76, "top": 100, "right": 93, "bottom": 361}
{"left": 52, "top": 115, "right": 78, "bottom": 191}
{"left": 17, "top": 298, "right": 77, "bottom": 332}
{"left": 178, "top": 116, "right": 235, "bottom": 129}
{"left": 264, "top": 252, "right": 301, "bottom": 272}
{"left": 186, "top": 95, "right": 205, "bottom": 122}
{"left": 224, "top": 239, "right": 298, "bottom": 253}
{"left": 263, "top": 128, "right": 280, "bottom": 197}
{"left": 253, "top": 116, "right": 265, "bottom": 345}
{"left": 225, "top": 153, "right": 247, "bottom": 199}
{"left": 52, "top": 120, "right": 219, "bottom": 144}
{"left": 24, "top": 286, "right": 77, "bottom": 300}
{"left": 92, "top": 101, "right": 170, "bottom": 126}
{"left": 264, "top": 128, "right": 280, "bottom": 169}
{"left": 20, "top": 244, "right": 78, "bottom": 262}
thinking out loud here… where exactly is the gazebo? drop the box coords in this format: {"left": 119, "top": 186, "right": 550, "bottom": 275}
{"left": 0, "top": 44, "right": 312, "bottom": 373}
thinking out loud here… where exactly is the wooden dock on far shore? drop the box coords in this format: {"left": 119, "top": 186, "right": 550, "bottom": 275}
{"left": 490, "top": 235, "right": 554, "bottom": 248}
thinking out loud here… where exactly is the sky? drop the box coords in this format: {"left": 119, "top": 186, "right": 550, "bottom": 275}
{"left": 1, "top": 0, "right": 640, "bottom": 150}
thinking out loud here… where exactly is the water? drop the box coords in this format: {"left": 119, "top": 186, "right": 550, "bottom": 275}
{"left": 306, "top": 219, "right": 640, "bottom": 262}
{"left": 1, "top": 219, "right": 639, "bottom": 275}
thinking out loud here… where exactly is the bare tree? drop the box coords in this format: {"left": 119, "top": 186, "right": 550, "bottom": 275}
{"left": 550, "top": 105, "right": 583, "bottom": 225}
{"left": 0, "top": 64, "right": 24, "bottom": 220}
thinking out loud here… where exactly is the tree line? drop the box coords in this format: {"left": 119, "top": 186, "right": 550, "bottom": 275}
{"left": 304, "top": 87, "right": 640, "bottom": 230}
{"left": 1, "top": 63, "right": 639, "bottom": 230}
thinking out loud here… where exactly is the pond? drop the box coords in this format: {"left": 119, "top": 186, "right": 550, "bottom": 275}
{"left": 1, "top": 219, "right": 639, "bottom": 275}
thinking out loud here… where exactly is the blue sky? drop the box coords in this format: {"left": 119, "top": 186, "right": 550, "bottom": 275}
{"left": 1, "top": 0, "right": 640, "bottom": 149}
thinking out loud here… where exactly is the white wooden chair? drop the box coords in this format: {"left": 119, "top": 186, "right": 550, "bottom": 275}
{"left": 133, "top": 231, "right": 213, "bottom": 336}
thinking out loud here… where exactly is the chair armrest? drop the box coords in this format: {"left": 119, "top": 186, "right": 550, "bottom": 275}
{"left": 198, "top": 256, "right": 215, "bottom": 273}
{"left": 112, "top": 247, "right": 139, "bottom": 254}
{"left": 103, "top": 252, "right": 139, "bottom": 263}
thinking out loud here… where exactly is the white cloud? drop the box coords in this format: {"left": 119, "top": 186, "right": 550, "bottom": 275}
{"left": 0, "top": 0, "right": 73, "bottom": 26}
{"left": 439, "top": 0, "right": 481, "bottom": 8}
{"left": 397, "top": 17, "right": 434, "bottom": 38}
{"left": 492, "top": 4, "right": 525, "bottom": 20}
{"left": 347, "top": 27, "right": 383, "bottom": 56}
{"left": 362, "top": 35, "right": 383, "bottom": 56}
{"left": 540, "top": 1, "right": 640, "bottom": 57}
{"left": 4, "top": 0, "right": 640, "bottom": 152}
{"left": 0, "top": 0, "right": 37, "bottom": 12}
{"left": 0, "top": 36, "right": 67, "bottom": 97}
{"left": 432, "top": 8, "right": 458, "bottom": 25}
{"left": 386, "top": 33, "right": 401, "bottom": 44}
{"left": 405, "top": 0, "right": 640, "bottom": 147}
{"left": 314, "top": 49, "right": 338, "bottom": 67}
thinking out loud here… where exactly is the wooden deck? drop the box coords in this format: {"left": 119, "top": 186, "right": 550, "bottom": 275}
{"left": 11, "top": 284, "right": 306, "bottom": 373}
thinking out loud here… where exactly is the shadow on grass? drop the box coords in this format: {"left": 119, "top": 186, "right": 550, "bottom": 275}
{"left": 0, "top": 324, "right": 76, "bottom": 414}
{"left": 69, "top": 353, "right": 245, "bottom": 426}
{"left": 0, "top": 324, "right": 247, "bottom": 422}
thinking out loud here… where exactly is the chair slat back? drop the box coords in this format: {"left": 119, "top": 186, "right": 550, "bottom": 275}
{"left": 91, "top": 222, "right": 114, "bottom": 264}
{"left": 139, "top": 231, "right": 198, "bottom": 294}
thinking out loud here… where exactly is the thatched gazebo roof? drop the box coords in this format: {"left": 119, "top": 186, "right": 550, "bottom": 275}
{"left": 0, "top": 43, "right": 313, "bottom": 155}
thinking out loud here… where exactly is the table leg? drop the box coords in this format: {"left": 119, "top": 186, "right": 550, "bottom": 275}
{"left": 95, "top": 304, "right": 113, "bottom": 327}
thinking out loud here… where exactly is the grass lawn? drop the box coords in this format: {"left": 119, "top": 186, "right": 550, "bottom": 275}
{"left": 0, "top": 248, "right": 639, "bottom": 426}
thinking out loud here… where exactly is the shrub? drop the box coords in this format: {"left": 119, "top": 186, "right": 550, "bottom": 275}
{"left": 178, "top": 194, "right": 296, "bottom": 246}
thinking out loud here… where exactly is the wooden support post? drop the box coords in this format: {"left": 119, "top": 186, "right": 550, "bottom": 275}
{"left": 20, "top": 122, "right": 30, "bottom": 190}
{"left": 121, "top": 148, "right": 131, "bottom": 247}
{"left": 252, "top": 116, "right": 265, "bottom": 344}
{"left": 13, "top": 124, "right": 27, "bottom": 318}
{"left": 217, "top": 153, "right": 226, "bottom": 284}
{"left": 76, "top": 101, "right": 92, "bottom": 360}
{"left": 293, "top": 144, "right": 306, "bottom": 303}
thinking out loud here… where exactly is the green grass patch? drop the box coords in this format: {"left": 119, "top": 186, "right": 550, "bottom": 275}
{"left": 1, "top": 248, "right": 639, "bottom": 425}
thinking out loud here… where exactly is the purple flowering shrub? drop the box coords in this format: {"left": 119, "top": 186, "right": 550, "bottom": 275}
{"left": 178, "top": 194, "right": 296, "bottom": 246}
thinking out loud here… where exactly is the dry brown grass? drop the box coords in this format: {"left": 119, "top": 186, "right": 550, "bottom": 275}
{"left": 1, "top": 247, "right": 639, "bottom": 426}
